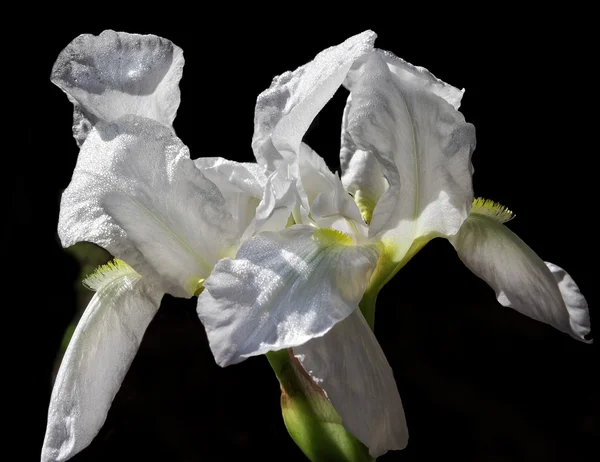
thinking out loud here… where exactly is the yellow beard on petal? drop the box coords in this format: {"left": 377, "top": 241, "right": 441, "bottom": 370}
{"left": 83, "top": 259, "right": 139, "bottom": 292}
{"left": 311, "top": 228, "right": 354, "bottom": 247}
{"left": 470, "top": 197, "right": 515, "bottom": 223}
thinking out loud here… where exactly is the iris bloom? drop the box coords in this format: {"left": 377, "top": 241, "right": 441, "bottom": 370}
{"left": 42, "top": 31, "right": 271, "bottom": 462}
{"left": 43, "top": 29, "right": 591, "bottom": 462}
{"left": 196, "top": 30, "right": 591, "bottom": 457}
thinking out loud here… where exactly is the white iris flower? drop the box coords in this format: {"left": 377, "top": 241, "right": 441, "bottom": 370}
{"left": 43, "top": 29, "right": 591, "bottom": 462}
{"left": 196, "top": 30, "right": 591, "bottom": 458}
{"left": 42, "top": 31, "right": 269, "bottom": 462}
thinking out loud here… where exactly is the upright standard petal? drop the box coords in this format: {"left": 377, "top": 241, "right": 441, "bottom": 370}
{"left": 294, "top": 309, "right": 408, "bottom": 457}
{"left": 59, "top": 116, "right": 238, "bottom": 297}
{"left": 344, "top": 51, "right": 476, "bottom": 261}
{"left": 252, "top": 30, "right": 376, "bottom": 171}
{"left": 449, "top": 202, "right": 591, "bottom": 342}
{"left": 197, "top": 226, "right": 379, "bottom": 366}
{"left": 41, "top": 261, "right": 162, "bottom": 462}
{"left": 251, "top": 31, "right": 375, "bottom": 236}
{"left": 52, "top": 30, "right": 184, "bottom": 145}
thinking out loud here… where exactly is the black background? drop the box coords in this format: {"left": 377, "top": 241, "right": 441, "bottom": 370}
{"left": 19, "top": 13, "right": 597, "bottom": 462}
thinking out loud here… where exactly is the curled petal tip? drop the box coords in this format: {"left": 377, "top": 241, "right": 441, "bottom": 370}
{"left": 52, "top": 30, "right": 184, "bottom": 144}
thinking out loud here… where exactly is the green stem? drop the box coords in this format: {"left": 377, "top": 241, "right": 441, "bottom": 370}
{"left": 361, "top": 237, "right": 430, "bottom": 330}
{"left": 266, "top": 348, "right": 289, "bottom": 383}
{"left": 266, "top": 350, "right": 375, "bottom": 462}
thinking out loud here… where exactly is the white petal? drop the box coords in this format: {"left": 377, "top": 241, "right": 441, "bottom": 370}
{"left": 298, "top": 143, "right": 366, "bottom": 235}
{"left": 41, "top": 267, "right": 162, "bottom": 462}
{"left": 340, "top": 95, "right": 388, "bottom": 203}
{"left": 379, "top": 50, "right": 465, "bottom": 110}
{"left": 253, "top": 167, "right": 302, "bottom": 231}
{"left": 255, "top": 142, "right": 366, "bottom": 238}
{"left": 298, "top": 143, "right": 339, "bottom": 206}
{"left": 545, "top": 262, "right": 591, "bottom": 341}
{"left": 252, "top": 31, "right": 376, "bottom": 171}
{"left": 194, "top": 157, "right": 266, "bottom": 198}
{"left": 450, "top": 213, "right": 591, "bottom": 342}
{"left": 194, "top": 157, "right": 267, "bottom": 238}
{"left": 197, "top": 226, "right": 379, "bottom": 366}
{"left": 59, "top": 116, "right": 238, "bottom": 297}
{"left": 251, "top": 31, "right": 375, "bottom": 235}
{"left": 345, "top": 51, "right": 476, "bottom": 261}
{"left": 294, "top": 309, "right": 408, "bottom": 457}
{"left": 52, "top": 30, "right": 184, "bottom": 145}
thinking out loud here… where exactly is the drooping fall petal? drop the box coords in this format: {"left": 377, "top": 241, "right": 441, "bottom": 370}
{"left": 294, "top": 309, "right": 408, "bottom": 457}
{"left": 450, "top": 208, "right": 591, "bottom": 342}
{"left": 59, "top": 115, "right": 238, "bottom": 297}
{"left": 41, "top": 261, "right": 162, "bottom": 462}
{"left": 545, "top": 262, "right": 591, "bottom": 339}
{"left": 197, "top": 226, "right": 379, "bottom": 366}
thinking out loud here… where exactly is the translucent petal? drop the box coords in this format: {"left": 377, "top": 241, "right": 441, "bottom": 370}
{"left": 41, "top": 266, "right": 162, "bottom": 462}
{"left": 59, "top": 116, "right": 238, "bottom": 297}
{"left": 294, "top": 309, "right": 408, "bottom": 457}
{"left": 197, "top": 226, "right": 379, "bottom": 366}
{"left": 345, "top": 51, "right": 476, "bottom": 261}
{"left": 450, "top": 214, "right": 591, "bottom": 342}
{"left": 52, "top": 30, "right": 184, "bottom": 145}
